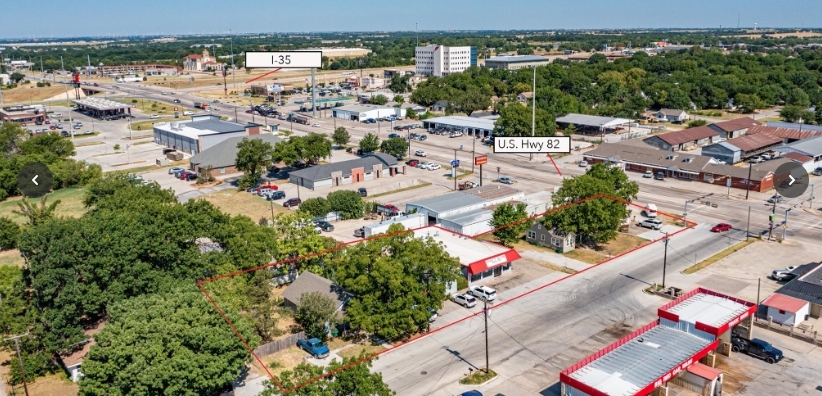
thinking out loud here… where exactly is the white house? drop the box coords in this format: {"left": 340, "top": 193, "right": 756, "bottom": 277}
{"left": 655, "top": 108, "right": 689, "bottom": 122}
{"left": 761, "top": 293, "right": 810, "bottom": 327}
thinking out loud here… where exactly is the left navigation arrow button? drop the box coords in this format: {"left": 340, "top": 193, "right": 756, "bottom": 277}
{"left": 32, "top": 175, "right": 39, "bottom": 186}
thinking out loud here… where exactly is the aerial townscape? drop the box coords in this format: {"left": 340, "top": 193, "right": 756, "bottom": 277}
{"left": 3, "top": 1, "right": 822, "bottom": 395}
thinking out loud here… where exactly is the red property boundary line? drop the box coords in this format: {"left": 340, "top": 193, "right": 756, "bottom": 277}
{"left": 245, "top": 68, "right": 282, "bottom": 84}
{"left": 197, "top": 193, "right": 697, "bottom": 394}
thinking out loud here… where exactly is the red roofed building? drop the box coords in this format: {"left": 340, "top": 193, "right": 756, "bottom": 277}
{"left": 761, "top": 293, "right": 810, "bottom": 327}
{"left": 708, "top": 117, "right": 761, "bottom": 139}
{"left": 183, "top": 49, "right": 224, "bottom": 72}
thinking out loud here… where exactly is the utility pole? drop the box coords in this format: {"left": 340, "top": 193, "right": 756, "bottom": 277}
{"left": 530, "top": 66, "right": 536, "bottom": 161}
{"left": 5, "top": 334, "right": 31, "bottom": 396}
{"left": 661, "top": 232, "right": 669, "bottom": 289}
{"left": 746, "top": 206, "right": 751, "bottom": 241}
{"left": 782, "top": 209, "right": 790, "bottom": 240}
{"left": 471, "top": 137, "right": 476, "bottom": 174}
{"left": 229, "top": 29, "right": 236, "bottom": 91}
{"left": 484, "top": 300, "right": 490, "bottom": 374}
{"left": 249, "top": 99, "right": 255, "bottom": 123}
{"left": 311, "top": 68, "right": 316, "bottom": 118}
{"left": 453, "top": 148, "right": 458, "bottom": 191}
{"left": 745, "top": 162, "right": 752, "bottom": 200}
{"left": 768, "top": 199, "right": 777, "bottom": 240}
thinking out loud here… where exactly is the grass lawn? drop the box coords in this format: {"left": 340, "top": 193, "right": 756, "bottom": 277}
{"left": 74, "top": 141, "right": 104, "bottom": 147}
{"left": 0, "top": 249, "right": 25, "bottom": 267}
{"left": 0, "top": 188, "right": 88, "bottom": 225}
{"left": 682, "top": 239, "right": 757, "bottom": 274}
{"left": 198, "top": 189, "right": 290, "bottom": 221}
{"left": 71, "top": 131, "right": 100, "bottom": 139}
{"left": 337, "top": 342, "right": 386, "bottom": 360}
{"left": 255, "top": 346, "right": 307, "bottom": 377}
{"left": 119, "top": 97, "right": 194, "bottom": 114}
{"left": 444, "top": 166, "right": 474, "bottom": 180}
{"left": 459, "top": 369, "right": 497, "bottom": 385}
{"left": 1, "top": 83, "right": 67, "bottom": 104}
{"left": 369, "top": 182, "right": 432, "bottom": 198}
{"left": 563, "top": 233, "right": 650, "bottom": 265}
{"left": 511, "top": 241, "right": 578, "bottom": 273}
{"left": 124, "top": 159, "right": 190, "bottom": 174}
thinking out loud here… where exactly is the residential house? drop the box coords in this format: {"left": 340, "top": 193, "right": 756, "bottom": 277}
{"left": 58, "top": 323, "right": 104, "bottom": 382}
{"left": 517, "top": 92, "right": 533, "bottom": 103}
{"left": 431, "top": 100, "right": 450, "bottom": 112}
{"left": 526, "top": 223, "right": 575, "bottom": 253}
{"left": 655, "top": 108, "right": 689, "bottom": 123}
{"left": 642, "top": 126, "right": 720, "bottom": 151}
{"left": 707, "top": 117, "right": 761, "bottom": 139}
{"left": 183, "top": 49, "right": 225, "bottom": 72}
{"left": 400, "top": 102, "right": 427, "bottom": 115}
{"left": 189, "top": 133, "right": 281, "bottom": 177}
{"left": 281, "top": 272, "right": 347, "bottom": 315}
{"left": 289, "top": 153, "right": 402, "bottom": 190}
{"left": 774, "top": 262, "right": 822, "bottom": 319}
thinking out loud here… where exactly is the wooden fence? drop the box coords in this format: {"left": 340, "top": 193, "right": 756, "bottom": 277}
{"left": 254, "top": 332, "right": 305, "bottom": 357}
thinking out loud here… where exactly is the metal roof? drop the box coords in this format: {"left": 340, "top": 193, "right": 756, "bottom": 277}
{"left": 410, "top": 226, "right": 511, "bottom": 266}
{"left": 750, "top": 125, "right": 822, "bottom": 140}
{"left": 289, "top": 153, "right": 398, "bottom": 182}
{"left": 439, "top": 208, "right": 493, "bottom": 226}
{"left": 724, "top": 133, "right": 783, "bottom": 152}
{"left": 775, "top": 262, "right": 822, "bottom": 307}
{"left": 73, "top": 97, "right": 132, "bottom": 110}
{"left": 664, "top": 292, "right": 750, "bottom": 328}
{"left": 187, "top": 118, "right": 246, "bottom": 134}
{"left": 485, "top": 55, "right": 549, "bottom": 63}
{"left": 190, "top": 134, "right": 281, "bottom": 168}
{"left": 153, "top": 118, "right": 245, "bottom": 140}
{"left": 766, "top": 121, "right": 822, "bottom": 133}
{"left": 425, "top": 116, "right": 496, "bottom": 131}
{"left": 650, "top": 126, "right": 719, "bottom": 145}
{"left": 406, "top": 191, "right": 486, "bottom": 215}
{"left": 555, "top": 114, "right": 630, "bottom": 128}
{"left": 776, "top": 135, "right": 822, "bottom": 157}
{"left": 708, "top": 117, "right": 760, "bottom": 132}
{"left": 334, "top": 104, "right": 395, "bottom": 113}
{"left": 761, "top": 293, "right": 809, "bottom": 314}
{"left": 568, "top": 324, "right": 712, "bottom": 396}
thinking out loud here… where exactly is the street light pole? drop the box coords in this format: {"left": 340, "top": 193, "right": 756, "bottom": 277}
{"left": 484, "top": 300, "right": 490, "bottom": 374}
{"left": 229, "top": 29, "right": 236, "bottom": 91}
{"left": 661, "top": 232, "right": 669, "bottom": 289}
{"left": 453, "top": 148, "right": 458, "bottom": 191}
{"left": 530, "top": 66, "right": 536, "bottom": 161}
{"left": 5, "top": 334, "right": 31, "bottom": 396}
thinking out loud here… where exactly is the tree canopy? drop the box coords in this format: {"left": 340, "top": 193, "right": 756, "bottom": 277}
{"left": 491, "top": 203, "right": 531, "bottom": 247}
{"left": 379, "top": 137, "right": 409, "bottom": 159}
{"left": 235, "top": 138, "right": 275, "bottom": 179}
{"left": 262, "top": 353, "right": 394, "bottom": 396}
{"left": 359, "top": 133, "right": 380, "bottom": 153}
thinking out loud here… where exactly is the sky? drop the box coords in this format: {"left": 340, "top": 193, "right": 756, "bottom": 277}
{"left": 2, "top": 0, "right": 821, "bottom": 39}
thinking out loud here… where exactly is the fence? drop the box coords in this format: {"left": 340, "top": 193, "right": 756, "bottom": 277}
{"left": 254, "top": 331, "right": 306, "bottom": 357}
{"left": 754, "top": 317, "right": 820, "bottom": 346}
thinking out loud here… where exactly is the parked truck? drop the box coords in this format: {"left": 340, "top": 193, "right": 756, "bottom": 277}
{"left": 115, "top": 77, "right": 142, "bottom": 83}
{"left": 376, "top": 204, "right": 402, "bottom": 217}
{"left": 193, "top": 102, "right": 209, "bottom": 110}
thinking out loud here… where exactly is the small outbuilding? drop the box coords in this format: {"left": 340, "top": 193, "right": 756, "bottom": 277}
{"left": 761, "top": 293, "right": 810, "bottom": 327}
{"left": 655, "top": 108, "right": 688, "bottom": 123}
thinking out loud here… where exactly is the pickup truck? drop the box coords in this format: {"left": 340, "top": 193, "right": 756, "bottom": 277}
{"left": 297, "top": 338, "right": 330, "bottom": 359}
{"left": 459, "top": 181, "right": 478, "bottom": 190}
{"left": 731, "top": 335, "right": 783, "bottom": 364}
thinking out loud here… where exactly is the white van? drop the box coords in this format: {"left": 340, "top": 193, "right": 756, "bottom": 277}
{"left": 643, "top": 203, "right": 658, "bottom": 218}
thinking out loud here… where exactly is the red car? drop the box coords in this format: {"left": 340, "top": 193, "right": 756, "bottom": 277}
{"left": 408, "top": 159, "right": 419, "bottom": 167}
{"left": 44, "top": 120, "right": 50, "bottom": 124}
{"left": 711, "top": 223, "right": 732, "bottom": 232}
{"left": 254, "top": 184, "right": 279, "bottom": 192}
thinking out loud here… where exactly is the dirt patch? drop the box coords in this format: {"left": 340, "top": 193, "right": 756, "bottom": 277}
{"left": 1, "top": 83, "right": 66, "bottom": 104}
{"left": 253, "top": 346, "right": 307, "bottom": 377}
{"left": 564, "top": 233, "right": 649, "bottom": 265}
{"left": 337, "top": 342, "right": 386, "bottom": 360}
{"left": 714, "top": 355, "right": 754, "bottom": 395}
{"left": 10, "top": 373, "right": 79, "bottom": 396}
{"left": 198, "top": 189, "right": 289, "bottom": 222}
{"left": 0, "top": 249, "right": 25, "bottom": 267}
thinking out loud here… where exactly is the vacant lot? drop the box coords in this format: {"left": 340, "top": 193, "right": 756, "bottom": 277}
{"left": 255, "top": 346, "right": 307, "bottom": 377}
{"left": 564, "top": 233, "right": 650, "bottom": 265}
{"left": 1, "top": 83, "right": 67, "bottom": 104}
{"left": 198, "top": 189, "right": 290, "bottom": 221}
{"left": 0, "top": 187, "right": 87, "bottom": 225}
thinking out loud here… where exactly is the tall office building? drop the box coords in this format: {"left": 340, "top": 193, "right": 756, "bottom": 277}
{"left": 415, "top": 45, "right": 477, "bottom": 77}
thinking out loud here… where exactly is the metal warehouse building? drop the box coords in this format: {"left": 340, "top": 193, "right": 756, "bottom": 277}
{"left": 422, "top": 116, "right": 496, "bottom": 138}
{"left": 484, "top": 55, "right": 550, "bottom": 70}
{"left": 153, "top": 114, "right": 258, "bottom": 155}
{"left": 331, "top": 104, "right": 402, "bottom": 121}
{"left": 406, "top": 185, "right": 524, "bottom": 224}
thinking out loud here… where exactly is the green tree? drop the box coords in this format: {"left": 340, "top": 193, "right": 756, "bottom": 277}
{"left": 235, "top": 138, "right": 275, "bottom": 180}
{"left": 294, "top": 291, "right": 337, "bottom": 341}
{"left": 544, "top": 163, "right": 638, "bottom": 244}
{"left": 13, "top": 196, "right": 61, "bottom": 227}
{"left": 454, "top": 90, "right": 491, "bottom": 116}
{"left": 20, "top": 132, "right": 76, "bottom": 161}
{"left": 0, "top": 216, "right": 20, "bottom": 249}
{"left": 359, "top": 133, "right": 380, "bottom": 153}
{"left": 332, "top": 127, "right": 350, "bottom": 147}
{"left": 392, "top": 95, "right": 405, "bottom": 105}
{"left": 491, "top": 203, "right": 531, "bottom": 247}
{"left": 405, "top": 107, "right": 417, "bottom": 119}
{"left": 10, "top": 72, "right": 26, "bottom": 83}
{"left": 300, "top": 133, "right": 333, "bottom": 161}
{"left": 564, "top": 123, "right": 577, "bottom": 136}
{"left": 494, "top": 102, "right": 556, "bottom": 137}
{"left": 388, "top": 74, "right": 411, "bottom": 94}
{"left": 380, "top": 137, "right": 409, "bottom": 159}
{"left": 79, "top": 289, "right": 257, "bottom": 396}
{"left": 334, "top": 224, "right": 460, "bottom": 340}
{"left": 299, "top": 197, "right": 332, "bottom": 217}
{"left": 83, "top": 172, "right": 144, "bottom": 207}
{"left": 686, "top": 120, "right": 708, "bottom": 128}
{"left": 327, "top": 190, "right": 364, "bottom": 220}
{"left": 0, "top": 121, "right": 29, "bottom": 157}
{"left": 261, "top": 353, "right": 394, "bottom": 396}
{"left": 369, "top": 94, "right": 389, "bottom": 105}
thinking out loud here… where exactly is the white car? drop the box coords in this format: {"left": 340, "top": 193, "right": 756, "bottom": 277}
{"left": 427, "top": 163, "right": 441, "bottom": 171}
{"left": 453, "top": 293, "right": 477, "bottom": 308}
{"left": 149, "top": 114, "right": 160, "bottom": 119}
{"left": 312, "top": 123, "right": 321, "bottom": 127}
{"left": 161, "top": 91, "right": 168, "bottom": 95}
{"left": 415, "top": 150, "right": 427, "bottom": 157}
{"left": 579, "top": 161, "right": 589, "bottom": 167}
{"left": 212, "top": 107, "right": 221, "bottom": 111}
{"left": 416, "top": 161, "right": 429, "bottom": 169}
{"left": 183, "top": 111, "right": 194, "bottom": 116}
{"left": 468, "top": 285, "right": 497, "bottom": 302}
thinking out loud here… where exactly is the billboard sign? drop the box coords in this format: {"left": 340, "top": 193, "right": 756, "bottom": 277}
{"left": 475, "top": 155, "right": 488, "bottom": 165}
{"left": 245, "top": 51, "right": 322, "bottom": 68}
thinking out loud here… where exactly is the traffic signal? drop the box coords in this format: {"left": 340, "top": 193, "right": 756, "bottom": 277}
{"left": 769, "top": 214, "right": 775, "bottom": 223}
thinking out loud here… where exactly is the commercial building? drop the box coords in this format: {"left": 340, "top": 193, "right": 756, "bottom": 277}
{"left": 96, "top": 64, "right": 180, "bottom": 77}
{"left": 701, "top": 132, "right": 784, "bottom": 164}
{"left": 183, "top": 49, "right": 224, "bottom": 72}
{"left": 411, "top": 226, "right": 521, "bottom": 289}
{"left": 331, "top": 104, "right": 403, "bottom": 121}
{"left": 415, "top": 44, "right": 477, "bottom": 77}
{"left": 363, "top": 213, "right": 427, "bottom": 238}
{"left": 484, "top": 55, "right": 550, "bottom": 70}
{"left": 753, "top": 124, "right": 822, "bottom": 141}
{"left": 189, "top": 132, "right": 281, "bottom": 177}
{"left": 776, "top": 135, "right": 822, "bottom": 163}
{"left": 72, "top": 97, "right": 133, "bottom": 120}
{"left": 296, "top": 47, "right": 371, "bottom": 60}
{"left": 153, "top": 114, "right": 258, "bottom": 155}
{"left": 642, "top": 126, "right": 720, "bottom": 151}
{"left": 288, "top": 153, "right": 403, "bottom": 190}
{"left": 761, "top": 293, "right": 810, "bottom": 327}
{"left": 707, "top": 117, "right": 760, "bottom": 139}
{"left": 555, "top": 114, "right": 631, "bottom": 134}
{"left": 358, "top": 76, "right": 386, "bottom": 89}
{"left": 0, "top": 104, "right": 46, "bottom": 124}
{"left": 422, "top": 116, "right": 496, "bottom": 138}
{"left": 561, "top": 288, "right": 755, "bottom": 396}
{"left": 774, "top": 262, "right": 822, "bottom": 319}
{"left": 765, "top": 121, "right": 822, "bottom": 133}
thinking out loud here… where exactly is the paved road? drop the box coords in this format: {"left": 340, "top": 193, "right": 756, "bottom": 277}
{"left": 371, "top": 225, "right": 744, "bottom": 395}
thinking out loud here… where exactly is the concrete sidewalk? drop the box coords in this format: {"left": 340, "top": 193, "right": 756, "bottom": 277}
{"left": 517, "top": 249, "right": 590, "bottom": 272}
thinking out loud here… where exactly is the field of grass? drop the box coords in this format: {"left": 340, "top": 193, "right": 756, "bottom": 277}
{"left": 198, "top": 189, "right": 290, "bottom": 221}
{"left": 0, "top": 188, "right": 88, "bottom": 225}
{"left": 564, "top": 233, "right": 650, "bottom": 265}
{"left": 255, "top": 347, "right": 307, "bottom": 377}
{"left": 511, "top": 241, "right": 578, "bottom": 273}
{"left": 119, "top": 97, "right": 194, "bottom": 114}
{"left": 1, "top": 83, "right": 67, "bottom": 104}
{"left": 682, "top": 239, "right": 757, "bottom": 274}
{"left": 337, "top": 342, "right": 386, "bottom": 360}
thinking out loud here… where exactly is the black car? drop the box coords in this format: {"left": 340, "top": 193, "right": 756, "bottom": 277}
{"left": 315, "top": 221, "right": 334, "bottom": 232}
{"left": 357, "top": 187, "right": 367, "bottom": 197}
{"left": 173, "top": 99, "right": 181, "bottom": 103}
{"left": 732, "top": 336, "right": 783, "bottom": 363}
{"left": 388, "top": 133, "right": 401, "bottom": 139}
{"left": 354, "top": 228, "right": 365, "bottom": 238}
{"left": 60, "top": 130, "right": 70, "bottom": 137}
{"left": 654, "top": 172, "right": 665, "bottom": 180}
{"left": 418, "top": 135, "right": 427, "bottom": 141}
{"left": 266, "top": 191, "right": 286, "bottom": 200}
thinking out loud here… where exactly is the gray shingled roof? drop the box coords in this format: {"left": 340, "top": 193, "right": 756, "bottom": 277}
{"left": 775, "top": 263, "right": 822, "bottom": 307}
{"left": 657, "top": 108, "right": 687, "bottom": 117}
{"left": 190, "top": 134, "right": 282, "bottom": 169}
{"left": 281, "top": 271, "right": 346, "bottom": 308}
{"left": 288, "top": 153, "right": 398, "bottom": 182}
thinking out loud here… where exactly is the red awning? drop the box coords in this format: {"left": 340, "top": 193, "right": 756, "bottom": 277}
{"left": 466, "top": 250, "right": 522, "bottom": 275}
{"left": 686, "top": 362, "right": 723, "bottom": 381}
